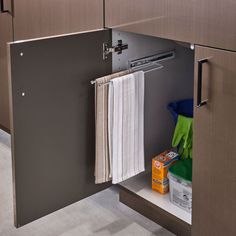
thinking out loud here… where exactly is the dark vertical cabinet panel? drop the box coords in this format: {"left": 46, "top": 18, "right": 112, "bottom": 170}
{"left": 193, "top": 0, "right": 236, "bottom": 52}
{"left": 13, "top": 0, "right": 104, "bottom": 40}
{"left": 105, "top": 0, "right": 194, "bottom": 43}
{"left": 193, "top": 46, "right": 236, "bottom": 236}
{"left": 9, "top": 30, "right": 112, "bottom": 227}
{"left": 0, "top": 9, "right": 13, "bottom": 131}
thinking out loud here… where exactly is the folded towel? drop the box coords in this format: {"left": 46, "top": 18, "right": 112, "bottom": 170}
{"left": 95, "top": 70, "right": 131, "bottom": 184}
{"left": 108, "top": 71, "right": 145, "bottom": 184}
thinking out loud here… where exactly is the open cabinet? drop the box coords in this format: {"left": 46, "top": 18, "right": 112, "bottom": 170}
{"left": 8, "top": 28, "right": 236, "bottom": 236}
{"left": 8, "top": 29, "right": 194, "bottom": 230}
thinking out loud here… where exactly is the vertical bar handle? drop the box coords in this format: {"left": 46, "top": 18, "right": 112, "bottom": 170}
{"left": 0, "top": 0, "right": 9, "bottom": 13}
{"left": 197, "top": 58, "right": 208, "bottom": 107}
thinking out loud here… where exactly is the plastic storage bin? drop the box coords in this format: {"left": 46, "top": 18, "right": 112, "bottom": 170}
{"left": 168, "top": 159, "right": 192, "bottom": 213}
{"left": 168, "top": 99, "right": 193, "bottom": 124}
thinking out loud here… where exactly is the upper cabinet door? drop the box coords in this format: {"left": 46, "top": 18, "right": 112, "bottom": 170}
{"left": 105, "top": 0, "right": 236, "bottom": 51}
{"left": 13, "top": 0, "right": 104, "bottom": 40}
{"left": 192, "top": 46, "right": 236, "bottom": 236}
{"left": 193, "top": 0, "right": 236, "bottom": 52}
{"left": 105, "top": 0, "right": 194, "bottom": 43}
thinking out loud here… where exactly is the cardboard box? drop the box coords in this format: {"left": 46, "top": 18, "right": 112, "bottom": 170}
{"left": 152, "top": 150, "right": 179, "bottom": 194}
{"left": 152, "top": 178, "right": 169, "bottom": 194}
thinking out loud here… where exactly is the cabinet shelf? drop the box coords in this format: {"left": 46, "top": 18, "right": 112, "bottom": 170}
{"left": 119, "top": 172, "right": 192, "bottom": 225}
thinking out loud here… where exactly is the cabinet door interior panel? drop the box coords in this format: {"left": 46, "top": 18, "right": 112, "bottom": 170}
{"left": 13, "top": 0, "right": 104, "bottom": 40}
{"left": 192, "top": 46, "right": 236, "bottom": 236}
{"left": 9, "top": 30, "right": 112, "bottom": 227}
{"left": 105, "top": 0, "right": 194, "bottom": 43}
{"left": 0, "top": 12, "right": 13, "bottom": 131}
{"left": 193, "top": 0, "right": 236, "bottom": 51}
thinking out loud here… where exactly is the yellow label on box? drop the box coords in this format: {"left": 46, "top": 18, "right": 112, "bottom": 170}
{"left": 152, "top": 179, "right": 169, "bottom": 194}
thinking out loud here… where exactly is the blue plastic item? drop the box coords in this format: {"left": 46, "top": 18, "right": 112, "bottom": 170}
{"left": 168, "top": 99, "right": 194, "bottom": 124}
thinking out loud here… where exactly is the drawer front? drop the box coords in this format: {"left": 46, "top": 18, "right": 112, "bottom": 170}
{"left": 106, "top": 0, "right": 236, "bottom": 51}
{"left": 13, "top": 0, "right": 104, "bottom": 40}
{"left": 105, "top": 0, "right": 194, "bottom": 43}
{"left": 193, "top": 0, "right": 236, "bottom": 51}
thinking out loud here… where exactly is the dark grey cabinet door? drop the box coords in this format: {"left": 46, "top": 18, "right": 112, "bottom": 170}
{"left": 9, "top": 29, "right": 112, "bottom": 227}
{"left": 13, "top": 0, "right": 104, "bottom": 40}
{"left": 105, "top": 0, "right": 194, "bottom": 43}
{"left": 193, "top": 46, "right": 236, "bottom": 236}
{"left": 0, "top": 8, "right": 13, "bottom": 131}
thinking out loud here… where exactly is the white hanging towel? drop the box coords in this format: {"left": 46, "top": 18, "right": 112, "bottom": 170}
{"left": 108, "top": 71, "right": 145, "bottom": 184}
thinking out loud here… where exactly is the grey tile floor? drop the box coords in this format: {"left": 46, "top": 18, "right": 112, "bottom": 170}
{"left": 0, "top": 129, "right": 174, "bottom": 236}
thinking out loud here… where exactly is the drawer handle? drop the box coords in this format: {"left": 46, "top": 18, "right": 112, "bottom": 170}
{"left": 197, "top": 58, "right": 208, "bottom": 108}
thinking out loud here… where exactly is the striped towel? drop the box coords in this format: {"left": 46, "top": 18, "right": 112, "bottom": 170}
{"left": 95, "top": 70, "right": 130, "bottom": 184}
{"left": 108, "top": 71, "right": 145, "bottom": 184}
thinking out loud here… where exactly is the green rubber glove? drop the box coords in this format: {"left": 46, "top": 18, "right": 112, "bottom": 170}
{"left": 172, "top": 115, "right": 193, "bottom": 159}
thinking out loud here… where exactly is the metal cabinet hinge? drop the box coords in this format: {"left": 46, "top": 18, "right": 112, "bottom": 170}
{"left": 103, "top": 40, "right": 128, "bottom": 60}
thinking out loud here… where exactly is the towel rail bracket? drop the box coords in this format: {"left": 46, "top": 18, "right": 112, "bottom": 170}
{"left": 103, "top": 40, "right": 128, "bottom": 60}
